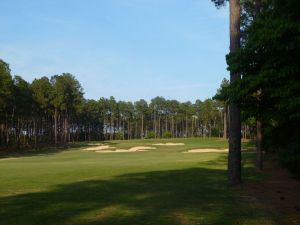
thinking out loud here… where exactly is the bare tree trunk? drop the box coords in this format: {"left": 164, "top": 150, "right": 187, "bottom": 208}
{"left": 158, "top": 115, "right": 161, "bottom": 138}
{"left": 141, "top": 114, "right": 144, "bottom": 139}
{"left": 54, "top": 108, "right": 58, "bottom": 147}
{"left": 172, "top": 116, "right": 174, "bottom": 137}
{"left": 223, "top": 103, "right": 228, "bottom": 139}
{"left": 254, "top": 0, "right": 263, "bottom": 171}
{"left": 128, "top": 119, "right": 131, "bottom": 140}
{"left": 228, "top": 0, "right": 242, "bottom": 185}
{"left": 185, "top": 114, "right": 188, "bottom": 137}
{"left": 33, "top": 119, "right": 37, "bottom": 149}
{"left": 175, "top": 120, "right": 178, "bottom": 138}
{"left": 122, "top": 118, "right": 125, "bottom": 140}
{"left": 165, "top": 116, "right": 168, "bottom": 134}
{"left": 64, "top": 114, "right": 68, "bottom": 144}
{"left": 191, "top": 117, "right": 194, "bottom": 137}
{"left": 154, "top": 111, "right": 157, "bottom": 139}
{"left": 110, "top": 114, "right": 113, "bottom": 140}
{"left": 256, "top": 118, "right": 263, "bottom": 170}
{"left": 135, "top": 120, "right": 137, "bottom": 139}
{"left": 16, "top": 118, "right": 20, "bottom": 149}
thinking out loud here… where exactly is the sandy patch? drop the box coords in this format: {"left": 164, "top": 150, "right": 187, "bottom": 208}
{"left": 0, "top": 157, "right": 18, "bottom": 161}
{"left": 183, "top": 148, "right": 228, "bottom": 153}
{"left": 82, "top": 145, "right": 116, "bottom": 151}
{"left": 87, "top": 143, "right": 104, "bottom": 146}
{"left": 96, "top": 146, "right": 156, "bottom": 153}
{"left": 152, "top": 143, "right": 185, "bottom": 146}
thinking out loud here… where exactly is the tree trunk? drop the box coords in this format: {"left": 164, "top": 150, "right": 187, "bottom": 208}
{"left": 254, "top": 0, "right": 263, "bottom": 171}
{"left": 256, "top": 119, "right": 263, "bottom": 170}
{"left": 110, "top": 114, "right": 113, "bottom": 140}
{"left": 185, "top": 114, "right": 188, "bottom": 138}
{"left": 141, "top": 114, "right": 144, "bottom": 139}
{"left": 165, "top": 116, "right": 168, "bottom": 134}
{"left": 54, "top": 108, "right": 58, "bottom": 146}
{"left": 33, "top": 119, "right": 37, "bottom": 149}
{"left": 158, "top": 115, "right": 161, "bottom": 138}
{"left": 154, "top": 111, "right": 157, "bottom": 139}
{"left": 191, "top": 117, "right": 194, "bottom": 137}
{"left": 172, "top": 116, "right": 174, "bottom": 137}
{"left": 223, "top": 103, "right": 228, "bottom": 139}
{"left": 122, "top": 118, "right": 125, "bottom": 140}
{"left": 228, "top": 0, "right": 242, "bottom": 186}
{"left": 16, "top": 118, "right": 20, "bottom": 149}
{"left": 64, "top": 114, "right": 68, "bottom": 144}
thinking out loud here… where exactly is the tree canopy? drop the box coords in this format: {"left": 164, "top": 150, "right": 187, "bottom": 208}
{"left": 0, "top": 61, "right": 231, "bottom": 149}
{"left": 221, "top": 0, "right": 300, "bottom": 176}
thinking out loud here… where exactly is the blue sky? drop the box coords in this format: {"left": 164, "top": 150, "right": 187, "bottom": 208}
{"left": 0, "top": 0, "right": 229, "bottom": 102}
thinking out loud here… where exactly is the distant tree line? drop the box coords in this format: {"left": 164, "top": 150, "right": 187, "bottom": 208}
{"left": 1, "top": 60, "right": 251, "bottom": 150}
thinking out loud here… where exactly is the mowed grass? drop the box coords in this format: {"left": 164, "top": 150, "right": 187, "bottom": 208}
{"left": 0, "top": 138, "right": 276, "bottom": 225}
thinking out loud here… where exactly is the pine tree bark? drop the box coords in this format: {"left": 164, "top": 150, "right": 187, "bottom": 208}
{"left": 223, "top": 103, "right": 228, "bottom": 139}
{"left": 185, "top": 114, "right": 188, "bottom": 137}
{"left": 141, "top": 114, "right": 144, "bottom": 139}
{"left": 228, "top": 0, "right": 242, "bottom": 185}
{"left": 54, "top": 108, "right": 58, "bottom": 146}
{"left": 256, "top": 117, "right": 263, "bottom": 170}
{"left": 255, "top": 0, "right": 263, "bottom": 171}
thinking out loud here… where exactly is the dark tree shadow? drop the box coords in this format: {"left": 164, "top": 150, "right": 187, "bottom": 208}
{"left": 0, "top": 167, "right": 276, "bottom": 225}
{"left": 0, "top": 142, "right": 108, "bottom": 159}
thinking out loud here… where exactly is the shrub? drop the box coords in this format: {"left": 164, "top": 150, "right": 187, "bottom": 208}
{"left": 114, "top": 132, "right": 123, "bottom": 140}
{"left": 162, "top": 131, "right": 172, "bottom": 139}
{"left": 146, "top": 131, "right": 155, "bottom": 139}
{"left": 278, "top": 141, "right": 300, "bottom": 178}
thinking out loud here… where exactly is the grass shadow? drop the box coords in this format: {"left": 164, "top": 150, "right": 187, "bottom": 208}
{"left": 0, "top": 141, "right": 105, "bottom": 159}
{"left": 0, "top": 166, "right": 276, "bottom": 225}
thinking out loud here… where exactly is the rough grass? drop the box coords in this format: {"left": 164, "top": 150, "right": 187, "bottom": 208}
{"left": 0, "top": 138, "right": 277, "bottom": 225}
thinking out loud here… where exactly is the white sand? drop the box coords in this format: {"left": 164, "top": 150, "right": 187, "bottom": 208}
{"left": 152, "top": 143, "right": 185, "bottom": 146}
{"left": 127, "top": 146, "right": 156, "bottom": 151}
{"left": 96, "top": 146, "right": 156, "bottom": 153}
{"left": 183, "top": 148, "right": 228, "bottom": 153}
{"left": 82, "top": 145, "right": 116, "bottom": 151}
{"left": 87, "top": 143, "right": 104, "bottom": 146}
{"left": 0, "top": 157, "right": 18, "bottom": 161}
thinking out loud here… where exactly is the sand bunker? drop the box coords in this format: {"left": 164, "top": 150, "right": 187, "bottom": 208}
{"left": 183, "top": 148, "right": 228, "bottom": 153}
{"left": 87, "top": 143, "right": 104, "bottom": 146}
{"left": 152, "top": 143, "right": 185, "bottom": 146}
{"left": 0, "top": 157, "right": 18, "bottom": 161}
{"left": 83, "top": 145, "right": 116, "bottom": 151}
{"left": 96, "top": 146, "right": 156, "bottom": 153}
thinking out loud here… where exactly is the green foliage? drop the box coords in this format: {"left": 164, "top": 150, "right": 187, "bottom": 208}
{"left": 134, "top": 99, "right": 148, "bottom": 115}
{"left": 13, "top": 76, "right": 33, "bottom": 118}
{"left": 211, "top": 127, "right": 220, "bottom": 137}
{"left": 31, "top": 77, "right": 53, "bottom": 112}
{"left": 0, "top": 57, "right": 229, "bottom": 148}
{"left": 50, "top": 73, "right": 84, "bottom": 112}
{"left": 211, "top": 0, "right": 228, "bottom": 8}
{"left": 114, "top": 132, "right": 124, "bottom": 140}
{"left": 224, "top": 0, "right": 300, "bottom": 175}
{"left": 0, "top": 60, "right": 13, "bottom": 113}
{"left": 213, "top": 78, "right": 229, "bottom": 102}
{"left": 278, "top": 142, "right": 300, "bottom": 178}
{"left": 162, "top": 131, "right": 172, "bottom": 139}
{"left": 146, "top": 131, "right": 156, "bottom": 139}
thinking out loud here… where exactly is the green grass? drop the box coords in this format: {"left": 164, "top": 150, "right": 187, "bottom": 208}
{"left": 0, "top": 138, "right": 276, "bottom": 225}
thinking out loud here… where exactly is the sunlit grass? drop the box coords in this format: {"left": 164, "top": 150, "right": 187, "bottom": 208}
{"left": 0, "top": 138, "right": 276, "bottom": 225}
